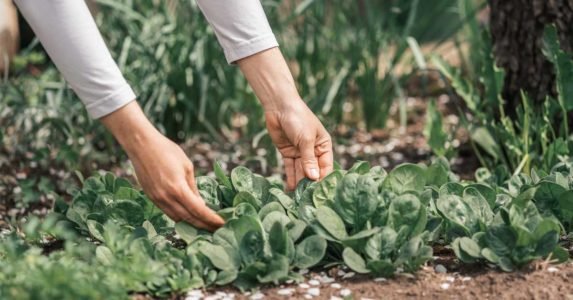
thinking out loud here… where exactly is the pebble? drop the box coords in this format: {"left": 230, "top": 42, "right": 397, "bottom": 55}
{"left": 330, "top": 297, "right": 343, "bottom": 300}
{"left": 307, "top": 288, "right": 320, "bottom": 297}
{"left": 462, "top": 277, "right": 472, "bottom": 282}
{"left": 299, "top": 269, "right": 310, "bottom": 275}
{"left": 320, "top": 276, "right": 335, "bottom": 284}
{"left": 435, "top": 264, "right": 447, "bottom": 273}
{"left": 340, "top": 289, "right": 352, "bottom": 297}
{"left": 337, "top": 270, "right": 346, "bottom": 277}
{"left": 342, "top": 272, "right": 355, "bottom": 279}
{"left": 547, "top": 267, "right": 559, "bottom": 273}
{"left": 250, "top": 292, "right": 265, "bottom": 300}
{"left": 440, "top": 283, "right": 450, "bottom": 290}
{"left": 445, "top": 276, "right": 455, "bottom": 283}
{"left": 331, "top": 283, "right": 342, "bottom": 289}
{"left": 304, "top": 295, "right": 313, "bottom": 299}
{"left": 277, "top": 288, "right": 295, "bottom": 296}
{"left": 299, "top": 283, "right": 310, "bottom": 289}
{"left": 374, "top": 277, "right": 387, "bottom": 282}
{"left": 308, "top": 279, "right": 320, "bottom": 286}
{"left": 186, "top": 290, "right": 204, "bottom": 298}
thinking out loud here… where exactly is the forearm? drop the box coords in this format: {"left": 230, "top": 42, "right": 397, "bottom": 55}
{"left": 100, "top": 101, "right": 158, "bottom": 157}
{"left": 237, "top": 48, "right": 302, "bottom": 112}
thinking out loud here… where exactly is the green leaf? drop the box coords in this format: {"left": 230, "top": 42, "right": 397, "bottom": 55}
{"left": 258, "top": 202, "right": 286, "bottom": 221}
{"left": 231, "top": 166, "right": 254, "bottom": 193}
{"left": 239, "top": 230, "right": 265, "bottom": 265}
{"left": 268, "top": 222, "right": 290, "bottom": 257}
{"left": 214, "top": 161, "right": 233, "bottom": 190}
{"left": 216, "top": 269, "right": 238, "bottom": 285}
{"left": 256, "top": 255, "right": 290, "bottom": 283}
{"left": 95, "top": 246, "right": 114, "bottom": 265}
{"left": 383, "top": 164, "right": 426, "bottom": 194}
{"left": 315, "top": 206, "right": 347, "bottom": 239}
{"left": 262, "top": 211, "right": 291, "bottom": 233}
{"left": 294, "top": 235, "right": 327, "bottom": 269}
{"left": 342, "top": 247, "right": 370, "bottom": 274}
{"left": 197, "top": 241, "right": 238, "bottom": 271}
{"left": 87, "top": 220, "right": 105, "bottom": 241}
{"left": 233, "top": 191, "right": 260, "bottom": 210}
{"left": 333, "top": 174, "right": 378, "bottom": 228}
{"left": 175, "top": 222, "right": 199, "bottom": 244}
{"left": 365, "top": 227, "right": 397, "bottom": 260}
{"left": 196, "top": 176, "right": 220, "bottom": 210}
{"left": 312, "top": 170, "right": 343, "bottom": 207}
{"left": 348, "top": 161, "right": 371, "bottom": 174}
{"left": 106, "top": 200, "right": 144, "bottom": 226}
{"left": 424, "top": 100, "right": 448, "bottom": 156}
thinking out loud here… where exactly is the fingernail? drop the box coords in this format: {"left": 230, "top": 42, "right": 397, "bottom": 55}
{"left": 310, "top": 168, "right": 319, "bottom": 179}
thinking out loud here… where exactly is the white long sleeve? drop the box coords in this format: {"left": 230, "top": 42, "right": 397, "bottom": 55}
{"left": 14, "top": 0, "right": 278, "bottom": 119}
{"left": 14, "top": 0, "right": 136, "bottom": 119}
{"left": 196, "top": 0, "right": 278, "bottom": 63}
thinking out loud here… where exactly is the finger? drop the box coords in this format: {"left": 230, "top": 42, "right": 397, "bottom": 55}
{"left": 153, "top": 199, "right": 183, "bottom": 222}
{"left": 316, "top": 139, "right": 334, "bottom": 179}
{"left": 299, "top": 137, "right": 320, "bottom": 180}
{"left": 186, "top": 173, "right": 200, "bottom": 196}
{"left": 295, "top": 158, "right": 305, "bottom": 186}
{"left": 284, "top": 157, "right": 296, "bottom": 191}
{"left": 177, "top": 185, "right": 225, "bottom": 231}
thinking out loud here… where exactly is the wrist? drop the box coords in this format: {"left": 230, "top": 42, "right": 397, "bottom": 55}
{"left": 100, "top": 101, "right": 159, "bottom": 157}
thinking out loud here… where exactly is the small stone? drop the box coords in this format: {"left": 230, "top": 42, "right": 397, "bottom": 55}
{"left": 462, "top": 277, "right": 472, "bottom": 282}
{"left": 186, "top": 290, "right": 204, "bottom": 298}
{"left": 307, "top": 288, "right": 320, "bottom": 297}
{"left": 342, "top": 272, "right": 355, "bottom": 279}
{"left": 320, "top": 276, "right": 335, "bottom": 284}
{"left": 304, "top": 295, "right": 313, "bottom": 299}
{"left": 374, "top": 277, "right": 387, "bottom": 282}
{"left": 286, "top": 279, "right": 294, "bottom": 284}
{"left": 308, "top": 279, "right": 320, "bottom": 286}
{"left": 435, "top": 264, "right": 447, "bottom": 273}
{"left": 331, "top": 283, "right": 342, "bottom": 289}
{"left": 277, "top": 288, "right": 295, "bottom": 296}
{"left": 340, "top": 289, "right": 352, "bottom": 297}
{"left": 547, "top": 267, "right": 559, "bottom": 273}
{"left": 250, "top": 292, "right": 265, "bottom": 300}
{"left": 330, "top": 297, "right": 343, "bottom": 300}
{"left": 337, "top": 270, "right": 346, "bottom": 277}
{"left": 299, "top": 269, "right": 310, "bottom": 275}
{"left": 440, "top": 283, "right": 450, "bottom": 290}
{"left": 446, "top": 276, "right": 455, "bottom": 283}
{"left": 299, "top": 283, "right": 310, "bottom": 289}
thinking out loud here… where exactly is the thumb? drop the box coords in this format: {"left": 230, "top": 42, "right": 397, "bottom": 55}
{"left": 299, "top": 138, "right": 320, "bottom": 180}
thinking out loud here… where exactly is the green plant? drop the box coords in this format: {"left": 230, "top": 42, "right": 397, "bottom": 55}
{"left": 432, "top": 26, "right": 573, "bottom": 173}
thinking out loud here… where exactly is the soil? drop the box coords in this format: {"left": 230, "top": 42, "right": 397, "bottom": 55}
{"left": 192, "top": 259, "right": 573, "bottom": 300}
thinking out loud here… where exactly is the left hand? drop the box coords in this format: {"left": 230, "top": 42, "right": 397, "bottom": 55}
{"left": 264, "top": 99, "right": 333, "bottom": 190}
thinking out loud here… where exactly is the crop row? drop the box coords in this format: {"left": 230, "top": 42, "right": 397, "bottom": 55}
{"left": 1, "top": 159, "right": 572, "bottom": 298}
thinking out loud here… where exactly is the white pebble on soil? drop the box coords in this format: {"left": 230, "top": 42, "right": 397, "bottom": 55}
{"left": 547, "top": 267, "right": 559, "bottom": 273}
{"left": 374, "top": 277, "right": 387, "bottom": 282}
{"left": 330, "top": 297, "right": 343, "bottom": 300}
{"left": 308, "top": 279, "right": 320, "bottom": 286}
{"left": 440, "top": 283, "right": 451, "bottom": 290}
{"left": 277, "top": 288, "right": 295, "bottom": 296}
{"left": 320, "top": 276, "right": 335, "bottom": 284}
{"left": 331, "top": 283, "right": 342, "bottom": 289}
{"left": 250, "top": 292, "right": 265, "bottom": 300}
{"left": 307, "top": 288, "right": 320, "bottom": 297}
{"left": 337, "top": 270, "right": 346, "bottom": 277}
{"left": 340, "top": 289, "right": 352, "bottom": 297}
{"left": 299, "top": 269, "right": 310, "bottom": 275}
{"left": 342, "top": 272, "right": 355, "bottom": 279}
{"left": 462, "top": 276, "right": 472, "bottom": 282}
{"left": 304, "top": 295, "right": 313, "bottom": 299}
{"left": 446, "top": 276, "right": 455, "bottom": 283}
{"left": 299, "top": 283, "right": 310, "bottom": 289}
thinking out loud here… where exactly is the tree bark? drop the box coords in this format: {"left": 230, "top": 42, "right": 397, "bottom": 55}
{"left": 488, "top": 0, "right": 573, "bottom": 109}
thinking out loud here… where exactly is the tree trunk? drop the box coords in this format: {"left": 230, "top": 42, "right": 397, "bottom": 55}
{"left": 0, "top": 0, "right": 19, "bottom": 74}
{"left": 488, "top": 0, "right": 573, "bottom": 109}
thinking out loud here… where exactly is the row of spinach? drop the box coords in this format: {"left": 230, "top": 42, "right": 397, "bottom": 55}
{"left": 1, "top": 159, "right": 572, "bottom": 298}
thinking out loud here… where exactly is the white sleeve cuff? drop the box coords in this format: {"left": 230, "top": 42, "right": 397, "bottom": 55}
{"left": 224, "top": 34, "right": 279, "bottom": 64}
{"left": 84, "top": 85, "right": 136, "bottom": 119}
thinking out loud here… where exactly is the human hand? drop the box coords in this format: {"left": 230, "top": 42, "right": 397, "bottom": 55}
{"left": 265, "top": 100, "right": 334, "bottom": 190}
{"left": 101, "top": 102, "right": 224, "bottom": 231}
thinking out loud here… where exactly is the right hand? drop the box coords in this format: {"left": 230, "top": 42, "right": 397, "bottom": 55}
{"left": 101, "top": 102, "right": 224, "bottom": 232}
